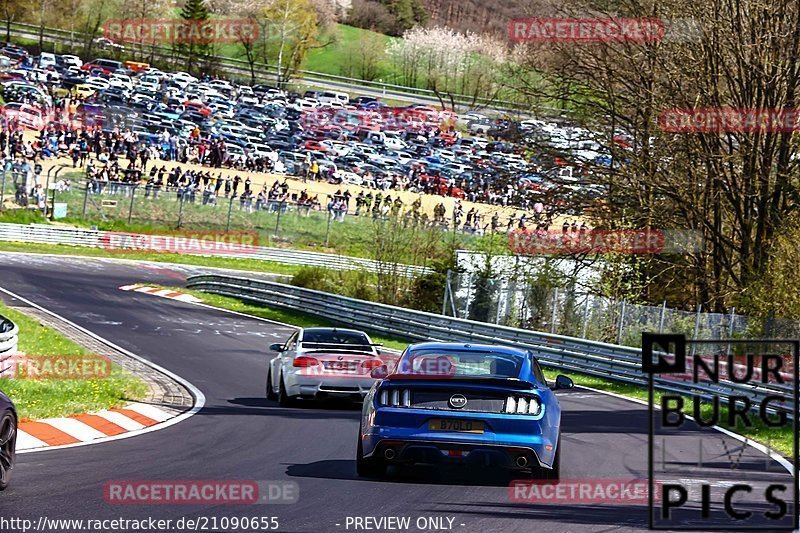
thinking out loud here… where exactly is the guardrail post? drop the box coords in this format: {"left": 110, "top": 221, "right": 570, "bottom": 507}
{"left": 82, "top": 180, "right": 90, "bottom": 217}
{"left": 47, "top": 166, "right": 67, "bottom": 220}
{"left": 495, "top": 278, "right": 505, "bottom": 324}
{"left": 442, "top": 269, "right": 451, "bottom": 316}
{"left": 177, "top": 190, "right": 185, "bottom": 229}
{"left": 325, "top": 209, "right": 332, "bottom": 246}
{"left": 691, "top": 303, "right": 702, "bottom": 356}
{"left": 616, "top": 299, "right": 626, "bottom": 344}
{"left": 274, "top": 200, "right": 284, "bottom": 237}
{"left": 0, "top": 168, "right": 6, "bottom": 210}
{"left": 658, "top": 300, "right": 667, "bottom": 333}
{"left": 581, "top": 297, "right": 590, "bottom": 338}
{"left": 49, "top": 185, "right": 56, "bottom": 220}
{"left": 127, "top": 185, "right": 136, "bottom": 225}
{"left": 462, "top": 273, "right": 472, "bottom": 319}
{"left": 448, "top": 276, "right": 457, "bottom": 317}
{"left": 44, "top": 165, "right": 57, "bottom": 217}
{"left": 226, "top": 194, "right": 234, "bottom": 232}
{"left": 725, "top": 306, "right": 736, "bottom": 355}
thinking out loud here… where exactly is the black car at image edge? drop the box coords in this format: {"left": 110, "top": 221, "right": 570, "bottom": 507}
{"left": 0, "top": 388, "right": 17, "bottom": 490}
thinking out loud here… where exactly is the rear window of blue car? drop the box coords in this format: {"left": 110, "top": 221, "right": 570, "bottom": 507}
{"left": 396, "top": 350, "right": 523, "bottom": 378}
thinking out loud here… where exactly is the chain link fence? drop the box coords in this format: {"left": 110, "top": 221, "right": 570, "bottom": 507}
{"left": 0, "top": 171, "right": 464, "bottom": 267}
{"left": 445, "top": 271, "right": 799, "bottom": 347}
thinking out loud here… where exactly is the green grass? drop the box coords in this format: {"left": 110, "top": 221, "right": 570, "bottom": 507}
{"left": 215, "top": 24, "right": 396, "bottom": 84}
{"left": 0, "top": 184, "right": 465, "bottom": 264}
{"left": 179, "top": 287, "right": 410, "bottom": 352}
{"left": 546, "top": 370, "right": 794, "bottom": 457}
{"left": 182, "top": 285, "right": 795, "bottom": 457}
{"left": 0, "top": 302, "right": 147, "bottom": 420}
{"left": 303, "top": 25, "right": 394, "bottom": 80}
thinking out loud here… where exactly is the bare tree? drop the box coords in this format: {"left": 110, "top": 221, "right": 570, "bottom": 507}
{"left": 509, "top": 0, "right": 800, "bottom": 313}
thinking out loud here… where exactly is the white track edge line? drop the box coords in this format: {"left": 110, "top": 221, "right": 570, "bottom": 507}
{"left": 575, "top": 384, "right": 795, "bottom": 476}
{"left": 5, "top": 252, "right": 789, "bottom": 476}
{"left": 0, "top": 250, "right": 292, "bottom": 278}
{"left": 0, "top": 285, "right": 206, "bottom": 454}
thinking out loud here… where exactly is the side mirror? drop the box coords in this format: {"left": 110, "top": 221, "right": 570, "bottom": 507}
{"left": 269, "top": 343, "right": 285, "bottom": 352}
{"left": 553, "top": 375, "right": 574, "bottom": 390}
{"left": 370, "top": 365, "right": 389, "bottom": 379}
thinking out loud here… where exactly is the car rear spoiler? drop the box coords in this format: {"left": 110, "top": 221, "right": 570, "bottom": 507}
{"left": 301, "top": 342, "right": 383, "bottom": 349}
{"left": 384, "top": 375, "right": 537, "bottom": 390}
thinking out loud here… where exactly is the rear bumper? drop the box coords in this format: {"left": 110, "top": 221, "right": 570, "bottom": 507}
{"left": 361, "top": 408, "right": 557, "bottom": 469}
{"left": 364, "top": 438, "right": 545, "bottom": 470}
{"left": 286, "top": 374, "right": 375, "bottom": 399}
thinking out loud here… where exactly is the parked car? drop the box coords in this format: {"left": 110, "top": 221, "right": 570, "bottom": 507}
{"left": 38, "top": 52, "right": 56, "bottom": 69}
{"left": 94, "top": 37, "right": 124, "bottom": 52}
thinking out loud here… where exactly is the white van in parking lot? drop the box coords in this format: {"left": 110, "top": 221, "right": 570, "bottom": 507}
{"left": 38, "top": 52, "right": 56, "bottom": 69}
{"left": 318, "top": 91, "right": 349, "bottom": 105}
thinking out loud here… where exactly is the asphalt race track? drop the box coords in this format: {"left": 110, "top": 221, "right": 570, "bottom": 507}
{"left": 0, "top": 253, "right": 795, "bottom": 532}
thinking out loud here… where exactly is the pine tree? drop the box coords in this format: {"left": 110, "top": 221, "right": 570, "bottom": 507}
{"left": 178, "top": 0, "right": 210, "bottom": 75}
{"left": 180, "top": 0, "right": 209, "bottom": 22}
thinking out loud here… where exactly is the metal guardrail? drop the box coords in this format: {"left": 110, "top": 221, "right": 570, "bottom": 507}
{"left": 0, "top": 313, "right": 19, "bottom": 364}
{"left": 0, "top": 222, "right": 430, "bottom": 276}
{"left": 186, "top": 274, "right": 797, "bottom": 418}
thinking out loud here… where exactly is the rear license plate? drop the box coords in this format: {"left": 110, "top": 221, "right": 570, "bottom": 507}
{"left": 428, "top": 419, "right": 484, "bottom": 433}
{"left": 325, "top": 361, "right": 355, "bottom": 371}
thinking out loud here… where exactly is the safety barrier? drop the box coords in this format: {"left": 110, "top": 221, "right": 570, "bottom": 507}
{"left": 186, "top": 274, "right": 797, "bottom": 418}
{"left": 0, "top": 20, "right": 552, "bottom": 116}
{"left": 0, "top": 313, "right": 19, "bottom": 364}
{"left": 0, "top": 223, "right": 430, "bottom": 276}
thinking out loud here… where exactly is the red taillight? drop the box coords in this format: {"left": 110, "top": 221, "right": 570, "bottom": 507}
{"left": 293, "top": 356, "right": 319, "bottom": 368}
{"left": 361, "top": 359, "right": 383, "bottom": 372}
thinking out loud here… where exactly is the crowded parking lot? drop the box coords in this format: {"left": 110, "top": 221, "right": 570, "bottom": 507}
{"left": 0, "top": 44, "right": 615, "bottom": 230}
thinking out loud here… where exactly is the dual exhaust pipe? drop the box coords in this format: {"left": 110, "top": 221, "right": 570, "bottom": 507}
{"left": 383, "top": 447, "right": 529, "bottom": 467}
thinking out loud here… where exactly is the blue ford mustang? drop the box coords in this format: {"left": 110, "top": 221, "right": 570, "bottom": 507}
{"left": 356, "top": 342, "right": 573, "bottom": 479}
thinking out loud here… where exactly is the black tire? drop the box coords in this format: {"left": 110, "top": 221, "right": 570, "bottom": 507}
{"left": 356, "top": 430, "right": 386, "bottom": 478}
{"left": 266, "top": 369, "right": 277, "bottom": 401}
{"left": 0, "top": 410, "right": 16, "bottom": 491}
{"left": 277, "top": 372, "right": 293, "bottom": 407}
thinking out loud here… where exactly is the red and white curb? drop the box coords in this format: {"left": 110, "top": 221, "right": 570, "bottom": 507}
{"left": 17, "top": 402, "right": 180, "bottom": 450}
{"left": 119, "top": 284, "right": 201, "bottom": 303}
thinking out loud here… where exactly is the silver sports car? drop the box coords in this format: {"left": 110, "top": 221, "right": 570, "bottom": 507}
{"left": 266, "top": 327, "right": 385, "bottom": 406}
